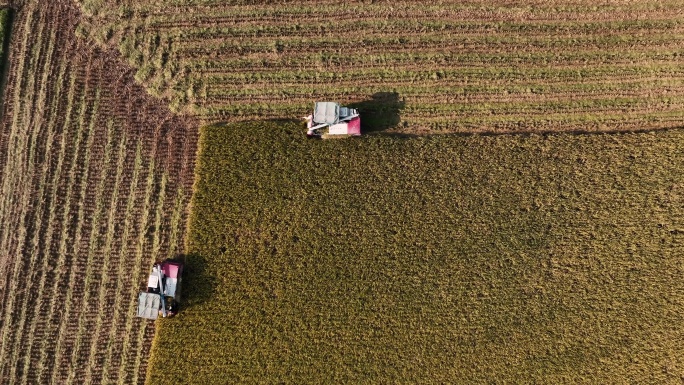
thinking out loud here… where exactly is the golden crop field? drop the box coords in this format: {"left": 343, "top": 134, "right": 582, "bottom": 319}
{"left": 149, "top": 122, "right": 684, "bottom": 384}
{"left": 76, "top": 0, "right": 684, "bottom": 133}
{"left": 0, "top": 0, "right": 683, "bottom": 384}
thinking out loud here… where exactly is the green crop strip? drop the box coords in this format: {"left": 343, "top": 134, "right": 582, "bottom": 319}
{"left": 148, "top": 121, "right": 684, "bottom": 384}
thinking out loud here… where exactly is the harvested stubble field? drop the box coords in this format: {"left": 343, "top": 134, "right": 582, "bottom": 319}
{"left": 149, "top": 122, "right": 684, "bottom": 384}
{"left": 76, "top": 0, "right": 684, "bottom": 133}
{"left": 0, "top": 1, "right": 197, "bottom": 384}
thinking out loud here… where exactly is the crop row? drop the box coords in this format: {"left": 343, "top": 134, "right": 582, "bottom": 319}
{"left": 202, "top": 79, "right": 684, "bottom": 100}
{"left": 188, "top": 48, "right": 684, "bottom": 73}
{"left": 173, "top": 32, "right": 684, "bottom": 55}
{"left": 195, "top": 101, "right": 684, "bottom": 134}
{"left": 147, "top": 18, "right": 684, "bottom": 38}
{"left": 132, "top": 1, "right": 681, "bottom": 20}
{"left": 17, "top": 30, "right": 70, "bottom": 385}
{"left": 201, "top": 93, "right": 684, "bottom": 115}
{"left": 0, "top": 5, "right": 45, "bottom": 381}
{"left": 195, "top": 63, "right": 684, "bottom": 87}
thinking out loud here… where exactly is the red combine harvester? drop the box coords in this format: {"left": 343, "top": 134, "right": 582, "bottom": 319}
{"left": 136, "top": 260, "right": 183, "bottom": 320}
{"left": 305, "top": 101, "right": 361, "bottom": 138}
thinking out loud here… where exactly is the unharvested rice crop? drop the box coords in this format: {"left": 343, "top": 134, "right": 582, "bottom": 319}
{"left": 148, "top": 121, "right": 684, "bottom": 384}
{"left": 76, "top": 0, "right": 684, "bottom": 133}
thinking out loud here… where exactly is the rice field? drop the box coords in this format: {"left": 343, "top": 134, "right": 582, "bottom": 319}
{"left": 0, "top": 0, "right": 683, "bottom": 384}
{"left": 148, "top": 121, "right": 684, "bottom": 384}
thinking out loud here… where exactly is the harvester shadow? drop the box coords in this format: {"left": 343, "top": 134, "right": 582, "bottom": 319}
{"left": 348, "top": 91, "right": 405, "bottom": 133}
{"left": 179, "top": 253, "right": 216, "bottom": 310}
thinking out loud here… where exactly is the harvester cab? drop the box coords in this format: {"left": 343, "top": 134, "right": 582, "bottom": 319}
{"left": 305, "top": 102, "right": 361, "bottom": 138}
{"left": 136, "top": 260, "right": 183, "bottom": 320}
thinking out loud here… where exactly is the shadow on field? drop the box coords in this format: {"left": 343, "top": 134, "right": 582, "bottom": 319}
{"left": 180, "top": 253, "right": 216, "bottom": 310}
{"left": 0, "top": 8, "right": 14, "bottom": 111}
{"left": 349, "top": 92, "right": 405, "bottom": 133}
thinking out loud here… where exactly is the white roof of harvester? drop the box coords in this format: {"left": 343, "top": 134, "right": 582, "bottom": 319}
{"left": 313, "top": 102, "right": 340, "bottom": 125}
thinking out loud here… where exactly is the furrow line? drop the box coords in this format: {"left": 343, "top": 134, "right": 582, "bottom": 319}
{"left": 55, "top": 86, "right": 103, "bottom": 385}
{"left": 86, "top": 139, "right": 144, "bottom": 384}
{"left": 117, "top": 166, "right": 164, "bottom": 385}
{"left": 38, "top": 52, "right": 92, "bottom": 384}
{"left": 80, "top": 121, "right": 128, "bottom": 385}
{"left": 31, "top": 62, "right": 80, "bottom": 385}
{"left": 0, "top": 4, "right": 44, "bottom": 376}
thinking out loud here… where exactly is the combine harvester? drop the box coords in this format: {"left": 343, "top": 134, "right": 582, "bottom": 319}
{"left": 305, "top": 101, "right": 361, "bottom": 138}
{"left": 136, "top": 260, "right": 183, "bottom": 320}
